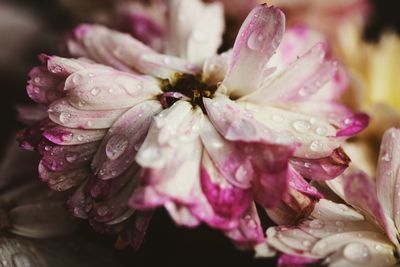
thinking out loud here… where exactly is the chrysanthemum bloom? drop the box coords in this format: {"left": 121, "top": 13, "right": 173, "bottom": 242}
{"left": 19, "top": 2, "right": 366, "bottom": 247}
{"left": 260, "top": 128, "right": 400, "bottom": 267}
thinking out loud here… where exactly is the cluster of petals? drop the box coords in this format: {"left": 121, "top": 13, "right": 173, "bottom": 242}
{"left": 19, "top": 0, "right": 368, "bottom": 248}
{"left": 262, "top": 128, "right": 400, "bottom": 267}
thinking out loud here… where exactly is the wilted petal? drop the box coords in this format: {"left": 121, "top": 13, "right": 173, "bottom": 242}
{"left": 222, "top": 5, "right": 285, "bottom": 97}
{"left": 92, "top": 100, "right": 162, "bottom": 180}
{"left": 38, "top": 162, "right": 90, "bottom": 191}
{"left": 8, "top": 202, "right": 77, "bottom": 238}
{"left": 65, "top": 68, "right": 161, "bottom": 110}
{"left": 48, "top": 99, "right": 127, "bottom": 129}
{"left": 290, "top": 147, "right": 350, "bottom": 181}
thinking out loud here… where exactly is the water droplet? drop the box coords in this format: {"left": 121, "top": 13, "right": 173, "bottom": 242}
{"left": 375, "top": 244, "right": 383, "bottom": 251}
{"left": 309, "top": 117, "right": 317, "bottom": 124}
{"left": 88, "top": 73, "right": 94, "bottom": 77}
{"left": 77, "top": 135, "right": 84, "bottom": 141}
{"left": 33, "top": 87, "right": 40, "bottom": 94}
{"left": 87, "top": 121, "right": 93, "bottom": 127}
{"left": 111, "top": 170, "right": 117, "bottom": 176}
{"left": 316, "top": 126, "right": 327, "bottom": 136}
{"left": 235, "top": 166, "right": 248, "bottom": 182}
{"left": 105, "top": 135, "right": 129, "bottom": 160}
{"left": 309, "top": 219, "right": 324, "bottom": 229}
{"left": 90, "top": 88, "right": 100, "bottom": 96}
{"left": 335, "top": 221, "right": 345, "bottom": 227}
{"left": 163, "top": 57, "right": 172, "bottom": 65}
{"left": 97, "top": 206, "right": 108, "bottom": 216}
{"left": 44, "top": 145, "right": 52, "bottom": 151}
{"left": 310, "top": 140, "right": 323, "bottom": 152}
{"left": 209, "top": 63, "right": 219, "bottom": 71}
{"left": 272, "top": 114, "right": 284, "bottom": 122}
{"left": 343, "top": 242, "right": 370, "bottom": 264}
{"left": 59, "top": 112, "right": 71, "bottom": 124}
{"left": 304, "top": 162, "right": 312, "bottom": 168}
{"left": 65, "top": 152, "right": 78, "bottom": 163}
{"left": 344, "top": 118, "right": 353, "bottom": 125}
{"left": 247, "top": 32, "right": 265, "bottom": 51}
{"left": 292, "top": 121, "right": 311, "bottom": 133}
{"left": 382, "top": 153, "right": 391, "bottom": 161}
{"left": 302, "top": 240, "right": 311, "bottom": 247}
{"left": 247, "top": 219, "right": 257, "bottom": 229}
{"left": 136, "top": 84, "right": 143, "bottom": 90}
{"left": 33, "top": 77, "right": 41, "bottom": 83}
{"left": 12, "top": 253, "right": 33, "bottom": 267}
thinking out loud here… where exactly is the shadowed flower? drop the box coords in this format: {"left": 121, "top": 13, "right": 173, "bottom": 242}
{"left": 262, "top": 128, "right": 400, "bottom": 267}
{"left": 19, "top": 2, "right": 366, "bottom": 248}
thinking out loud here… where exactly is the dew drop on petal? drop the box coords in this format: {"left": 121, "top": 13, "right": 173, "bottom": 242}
{"left": 33, "top": 77, "right": 41, "bottom": 83}
{"left": 309, "top": 219, "right": 324, "bottom": 229}
{"left": 235, "top": 166, "right": 248, "bottom": 183}
{"left": 335, "top": 221, "right": 345, "bottom": 227}
{"left": 302, "top": 240, "right": 311, "bottom": 247}
{"left": 310, "top": 140, "right": 323, "bottom": 152}
{"left": 272, "top": 114, "right": 284, "bottom": 122}
{"left": 292, "top": 121, "right": 311, "bottom": 133}
{"left": 382, "top": 153, "right": 391, "bottom": 161}
{"left": 97, "top": 206, "right": 109, "bottom": 216}
{"left": 343, "top": 242, "right": 370, "bottom": 264}
{"left": 65, "top": 152, "right": 78, "bottom": 163}
{"left": 247, "top": 32, "right": 265, "bottom": 51}
{"left": 90, "top": 88, "right": 100, "bottom": 96}
{"left": 316, "top": 126, "right": 328, "bottom": 136}
{"left": 59, "top": 112, "right": 71, "bottom": 124}
{"left": 105, "top": 135, "right": 129, "bottom": 160}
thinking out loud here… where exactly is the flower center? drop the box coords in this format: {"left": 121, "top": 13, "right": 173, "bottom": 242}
{"left": 159, "top": 73, "right": 218, "bottom": 112}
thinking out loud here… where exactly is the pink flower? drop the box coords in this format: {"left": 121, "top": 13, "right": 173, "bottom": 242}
{"left": 263, "top": 128, "right": 400, "bottom": 266}
{"left": 19, "top": 2, "right": 366, "bottom": 247}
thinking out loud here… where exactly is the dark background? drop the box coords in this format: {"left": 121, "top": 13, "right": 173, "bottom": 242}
{"left": 0, "top": 0, "right": 399, "bottom": 266}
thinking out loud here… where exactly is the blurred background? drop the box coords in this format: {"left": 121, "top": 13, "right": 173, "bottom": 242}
{"left": 0, "top": 0, "right": 399, "bottom": 266}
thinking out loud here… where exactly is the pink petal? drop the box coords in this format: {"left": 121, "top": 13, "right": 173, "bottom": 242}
{"left": 26, "top": 66, "right": 64, "bottom": 105}
{"left": 290, "top": 147, "right": 351, "bottom": 181}
{"left": 43, "top": 126, "right": 106, "bottom": 145}
{"left": 238, "top": 101, "right": 342, "bottom": 158}
{"left": 133, "top": 101, "right": 204, "bottom": 207}
{"left": 16, "top": 104, "right": 47, "bottom": 125}
{"left": 48, "top": 99, "right": 128, "bottom": 129}
{"left": 65, "top": 68, "right": 161, "bottom": 111}
{"left": 38, "top": 162, "right": 90, "bottom": 191}
{"left": 38, "top": 140, "right": 98, "bottom": 172}
{"left": 244, "top": 43, "right": 338, "bottom": 104}
{"left": 222, "top": 4, "right": 285, "bottom": 98}
{"left": 376, "top": 129, "right": 400, "bottom": 230}
{"left": 17, "top": 119, "right": 53, "bottom": 151}
{"left": 225, "top": 203, "right": 265, "bottom": 248}
{"left": 342, "top": 168, "right": 398, "bottom": 246}
{"left": 269, "top": 24, "right": 325, "bottom": 72}
{"left": 184, "top": 1, "right": 224, "bottom": 64}
{"left": 200, "top": 151, "right": 252, "bottom": 222}
{"left": 92, "top": 100, "right": 162, "bottom": 180}
{"left": 278, "top": 254, "right": 320, "bottom": 267}
{"left": 200, "top": 118, "right": 293, "bottom": 209}
{"left": 336, "top": 113, "right": 370, "bottom": 137}
{"left": 164, "top": 202, "right": 201, "bottom": 227}
{"left": 67, "top": 24, "right": 195, "bottom": 78}
{"left": 126, "top": 211, "right": 154, "bottom": 251}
